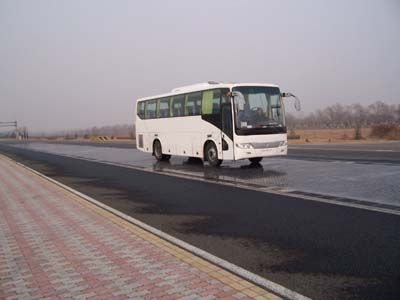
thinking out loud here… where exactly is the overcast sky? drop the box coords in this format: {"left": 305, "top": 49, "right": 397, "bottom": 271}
{"left": 1, "top": 0, "right": 399, "bottom": 132}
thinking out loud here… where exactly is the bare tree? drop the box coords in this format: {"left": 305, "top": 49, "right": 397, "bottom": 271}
{"left": 287, "top": 101, "right": 399, "bottom": 130}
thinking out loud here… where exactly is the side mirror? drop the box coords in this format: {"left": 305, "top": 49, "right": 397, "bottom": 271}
{"left": 281, "top": 92, "right": 301, "bottom": 111}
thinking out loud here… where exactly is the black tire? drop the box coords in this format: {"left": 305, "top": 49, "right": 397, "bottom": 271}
{"left": 153, "top": 140, "right": 171, "bottom": 161}
{"left": 162, "top": 154, "right": 171, "bottom": 161}
{"left": 205, "top": 142, "right": 222, "bottom": 167}
{"left": 249, "top": 157, "right": 263, "bottom": 164}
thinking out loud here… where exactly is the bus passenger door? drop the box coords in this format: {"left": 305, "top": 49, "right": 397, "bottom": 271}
{"left": 221, "top": 103, "right": 234, "bottom": 160}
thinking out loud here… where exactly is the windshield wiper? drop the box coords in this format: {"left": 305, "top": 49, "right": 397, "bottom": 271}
{"left": 257, "top": 122, "right": 282, "bottom": 127}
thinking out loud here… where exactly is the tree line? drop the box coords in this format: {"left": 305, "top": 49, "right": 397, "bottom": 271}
{"left": 286, "top": 101, "right": 400, "bottom": 129}
{"left": 30, "top": 101, "right": 399, "bottom": 139}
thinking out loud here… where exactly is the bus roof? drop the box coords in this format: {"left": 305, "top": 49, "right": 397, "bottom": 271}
{"left": 137, "top": 82, "right": 280, "bottom": 102}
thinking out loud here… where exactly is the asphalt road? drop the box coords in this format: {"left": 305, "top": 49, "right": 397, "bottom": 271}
{"left": 5, "top": 141, "right": 400, "bottom": 207}
{"left": 1, "top": 143, "right": 399, "bottom": 300}
{"left": 7, "top": 140, "right": 400, "bottom": 163}
{"left": 289, "top": 142, "right": 400, "bottom": 164}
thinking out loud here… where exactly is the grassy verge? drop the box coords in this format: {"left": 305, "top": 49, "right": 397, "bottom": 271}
{"left": 288, "top": 127, "right": 400, "bottom": 144}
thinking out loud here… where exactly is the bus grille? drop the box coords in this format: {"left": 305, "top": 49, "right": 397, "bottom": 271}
{"left": 252, "top": 141, "right": 282, "bottom": 149}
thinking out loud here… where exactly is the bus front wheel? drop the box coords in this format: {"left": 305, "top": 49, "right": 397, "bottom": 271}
{"left": 153, "top": 140, "right": 171, "bottom": 161}
{"left": 205, "top": 142, "right": 222, "bottom": 167}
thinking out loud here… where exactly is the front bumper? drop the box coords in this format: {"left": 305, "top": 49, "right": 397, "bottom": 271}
{"left": 234, "top": 145, "right": 287, "bottom": 160}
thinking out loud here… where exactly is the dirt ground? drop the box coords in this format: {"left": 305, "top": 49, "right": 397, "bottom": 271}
{"left": 287, "top": 128, "right": 397, "bottom": 144}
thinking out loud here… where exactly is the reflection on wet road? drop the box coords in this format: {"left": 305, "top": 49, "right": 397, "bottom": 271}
{"left": 8, "top": 142, "right": 400, "bottom": 207}
{"left": 2, "top": 141, "right": 400, "bottom": 300}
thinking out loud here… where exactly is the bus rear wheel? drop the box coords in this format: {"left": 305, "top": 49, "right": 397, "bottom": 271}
{"left": 153, "top": 140, "right": 171, "bottom": 161}
{"left": 249, "top": 157, "right": 263, "bottom": 164}
{"left": 205, "top": 142, "right": 222, "bottom": 167}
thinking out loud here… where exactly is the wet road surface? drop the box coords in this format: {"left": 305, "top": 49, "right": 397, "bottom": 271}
{"left": 1, "top": 143, "right": 400, "bottom": 300}
{"left": 289, "top": 142, "right": 400, "bottom": 164}
{"left": 4, "top": 141, "right": 400, "bottom": 208}
{"left": 15, "top": 140, "right": 400, "bottom": 163}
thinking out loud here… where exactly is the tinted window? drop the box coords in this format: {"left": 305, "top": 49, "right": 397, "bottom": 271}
{"left": 221, "top": 88, "right": 230, "bottom": 104}
{"left": 171, "top": 95, "right": 185, "bottom": 117}
{"left": 202, "top": 89, "right": 224, "bottom": 115}
{"left": 137, "top": 101, "right": 145, "bottom": 119}
{"left": 158, "top": 97, "right": 170, "bottom": 118}
{"left": 185, "top": 92, "right": 202, "bottom": 116}
{"left": 145, "top": 100, "right": 157, "bottom": 119}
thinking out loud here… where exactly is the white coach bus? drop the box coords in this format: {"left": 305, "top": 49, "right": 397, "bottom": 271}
{"left": 135, "top": 82, "right": 299, "bottom": 167}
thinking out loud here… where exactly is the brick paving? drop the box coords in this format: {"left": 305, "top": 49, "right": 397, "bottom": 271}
{"left": 0, "top": 155, "right": 281, "bottom": 300}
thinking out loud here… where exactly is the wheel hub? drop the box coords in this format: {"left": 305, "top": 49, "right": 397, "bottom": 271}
{"left": 208, "top": 148, "right": 216, "bottom": 161}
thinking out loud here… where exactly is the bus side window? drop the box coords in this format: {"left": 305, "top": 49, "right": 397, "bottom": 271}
{"left": 185, "top": 92, "right": 202, "bottom": 116}
{"left": 171, "top": 95, "right": 185, "bottom": 117}
{"left": 158, "top": 97, "right": 170, "bottom": 118}
{"left": 212, "top": 90, "right": 222, "bottom": 113}
{"left": 220, "top": 88, "right": 230, "bottom": 104}
{"left": 202, "top": 89, "right": 222, "bottom": 115}
{"left": 145, "top": 100, "right": 157, "bottom": 119}
{"left": 202, "top": 91, "right": 213, "bottom": 115}
{"left": 137, "top": 102, "right": 145, "bottom": 119}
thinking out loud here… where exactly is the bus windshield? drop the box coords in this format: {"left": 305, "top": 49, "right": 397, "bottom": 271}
{"left": 232, "top": 86, "right": 284, "bottom": 130}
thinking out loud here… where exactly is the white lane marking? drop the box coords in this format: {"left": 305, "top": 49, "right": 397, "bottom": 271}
{"left": 5, "top": 155, "right": 311, "bottom": 300}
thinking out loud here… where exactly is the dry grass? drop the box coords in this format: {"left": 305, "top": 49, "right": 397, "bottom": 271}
{"left": 288, "top": 127, "right": 399, "bottom": 144}
{"left": 370, "top": 125, "right": 400, "bottom": 140}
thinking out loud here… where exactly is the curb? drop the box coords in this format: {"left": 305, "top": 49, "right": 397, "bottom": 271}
{"left": 6, "top": 155, "right": 311, "bottom": 300}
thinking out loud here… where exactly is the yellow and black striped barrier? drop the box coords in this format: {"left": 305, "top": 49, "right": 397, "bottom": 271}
{"left": 90, "top": 136, "right": 113, "bottom": 142}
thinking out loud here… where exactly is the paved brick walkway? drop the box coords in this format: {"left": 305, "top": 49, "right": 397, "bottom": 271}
{"left": 0, "top": 155, "right": 281, "bottom": 300}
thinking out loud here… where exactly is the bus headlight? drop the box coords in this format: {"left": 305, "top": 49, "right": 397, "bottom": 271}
{"left": 235, "top": 143, "right": 254, "bottom": 149}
